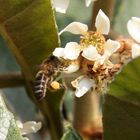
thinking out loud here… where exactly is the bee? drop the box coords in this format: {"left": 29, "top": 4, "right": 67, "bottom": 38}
{"left": 34, "top": 56, "right": 64, "bottom": 100}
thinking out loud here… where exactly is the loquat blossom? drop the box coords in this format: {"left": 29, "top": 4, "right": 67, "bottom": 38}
{"left": 16, "top": 120, "right": 42, "bottom": 140}
{"left": 71, "top": 75, "right": 95, "bottom": 97}
{"left": 52, "top": 0, "right": 96, "bottom": 13}
{"left": 53, "top": 9, "right": 121, "bottom": 97}
{"left": 127, "top": 17, "right": 140, "bottom": 58}
{"left": 54, "top": 9, "right": 120, "bottom": 66}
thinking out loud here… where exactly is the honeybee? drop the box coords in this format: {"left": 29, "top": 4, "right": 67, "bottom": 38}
{"left": 34, "top": 56, "right": 64, "bottom": 100}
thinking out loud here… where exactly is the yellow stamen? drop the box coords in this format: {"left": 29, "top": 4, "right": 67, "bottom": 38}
{"left": 80, "top": 31, "right": 105, "bottom": 54}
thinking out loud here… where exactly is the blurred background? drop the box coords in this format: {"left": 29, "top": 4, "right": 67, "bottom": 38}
{"left": 0, "top": 0, "right": 140, "bottom": 139}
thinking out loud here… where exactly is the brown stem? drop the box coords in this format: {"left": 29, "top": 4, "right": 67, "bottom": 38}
{"left": 73, "top": 92, "right": 103, "bottom": 139}
{"left": 90, "top": 0, "right": 116, "bottom": 30}
{"left": 0, "top": 72, "right": 25, "bottom": 88}
{"left": 107, "top": 29, "right": 120, "bottom": 40}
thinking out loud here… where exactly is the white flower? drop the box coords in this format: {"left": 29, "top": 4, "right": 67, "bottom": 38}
{"left": 71, "top": 76, "right": 95, "bottom": 97}
{"left": 52, "top": 9, "right": 120, "bottom": 97}
{"left": 81, "top": 45, "right": 101, "bottom": 61}
{"left": 53, "top": 9, "right": 120, "bottom": 64}
{"left": 127, "top": 17, "right": 140, "bottom": 43}
{"left": 103, "top": 39, "right": 120, "bottom": 63}
{"left": 85, "top": 0, "right": 97, "bottom": 7}
{"left": 131, "top": 43, "right": 140, "bottom": 59}
{"left": 52, "top": 0, "right": 96, "bottom": 13}
{"left": 16, "top": 120, "right": 42, "bottom": 139}
{"left": 53, "top": 42, "right": 81, "bottom": 60}
{"left": 53, "top": 42, "right": 81, "bottom": 73}
{"left": 95, "top": 9, "right": 110, "bottom": 35}
{"left": 63, "top": 64, "right": 80, "bottom": 73}
{"left": 127, "top": 17, "right": 140, "bottom": 58}
{"left": 59, "top": 9, "right": 110, "bottom": 36}
{"left": 82, "top": 40, "right": 120, "bottom": 64}
{"left": 52, "top": 0, "right": 70, "bottom": 13}
{"left": 59, "top": 22, "right": 88, "bottom": 35}
{"left": 52, "top": 42, "right": 81, "bottom": 73}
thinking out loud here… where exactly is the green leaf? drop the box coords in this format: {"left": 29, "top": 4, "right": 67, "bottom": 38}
{"left": 61, "top": 126, "right": 83, "bottom": 140}
{"left": 108, "top": 57, "right": 140, "bottom": 105}
{"left": 0, "top": 95, "right": 24, "bottom": 140}
{"left": 108, "top": 2, "right": 140, "bottom": 137}
{"left": 103, "top": 94, "right": 140, "bottom": 140}
{"left": 103, "top": 58, "right": 140, "bottom": 139}
{"left": 0, "top": 0, "right": 59, "bottom": 77}
{"left": 0, "top": 1, "right": 63, "bottom": 140}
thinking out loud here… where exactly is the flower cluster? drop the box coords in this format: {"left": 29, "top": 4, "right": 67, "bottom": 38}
{"left": 53, "top": 9, "right": 140, "bottom": 97}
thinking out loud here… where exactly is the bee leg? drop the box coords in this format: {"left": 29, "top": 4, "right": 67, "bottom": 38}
{"left": 47, "top": 77, "right": 54, "bottom": 90}
{"left": 54, "top": 75, "right": 66, "bottom": 89}
{"left": 59, "top": 83, "right": 66, "bottom": 90}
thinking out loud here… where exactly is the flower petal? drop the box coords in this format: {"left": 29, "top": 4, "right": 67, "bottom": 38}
{"left": 95, "top": 9, "right": 110, "bottom": 35}
{"left": 82, "top": 45, "right": 101, "bottom": 61}
{"left": 127, "top": 17, "right": 140, "bottom": 43}
{"left": 63, "top": 42, "right": 81, "bottom": 60}
{"left": 53, "top": 48, "right": 64, "bottom": 58}
{"left": 132, "top": 43, "right": 140, "bottom": 58}
{"left": 52, "top": 0, "right": 70, "bottom": 13}
{"left": 104, "top": 39, "right": 120, "bottom": 57}
{"left": 20, "top": 121, "right": 42, "bottom": 135}
{"left": 59, "top": 22, "right": 88, "bottom": 35}
{"left": 63, "top": 64, "right": 80, "bottom": 73}
{"left": 85, "top": 0, "right": 96, "bottom": 7}
{"left": 71, "top": 76, "right": 95, "bottom": 97}
{"left": 97, "top": 55, "right": 106, "bottom": 65}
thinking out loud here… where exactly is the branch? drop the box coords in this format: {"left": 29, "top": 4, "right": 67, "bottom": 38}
{"left": 90, "top": 0, "right": 116, "bottom": 30}
{"left": 73, "top": 92, "right": 103, "bottom": 139}
{"left": 0, "top": 72, "right": 25, "bottom": 88}
{"left": 107, "top": 29, "right": 120, "bottom": 40}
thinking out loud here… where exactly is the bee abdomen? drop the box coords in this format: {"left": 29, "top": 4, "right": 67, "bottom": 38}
{"left": 34, "top": 71, "right": 49, "bottom": 100}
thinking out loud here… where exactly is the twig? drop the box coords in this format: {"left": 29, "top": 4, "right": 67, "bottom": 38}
{"left": 90, "top": 0, "right": 116, "bottom": 30}
{"left": 0, "top": 72, "right": 25, "bottom": 88}
{"left": 107, "top": 29, "right": 120, "bottom": 40}
{"left": 73, "top": 92, "right": 103, "bottom": 139}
